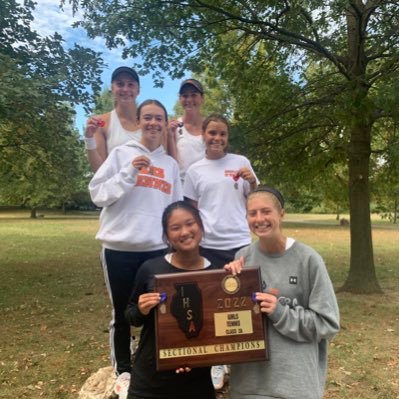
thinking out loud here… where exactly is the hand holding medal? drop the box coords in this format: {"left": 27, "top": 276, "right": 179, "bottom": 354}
{"left": 232, "top": 168, "right": 257, "bottom": 189}
{"left": 138, "top": 292, "right": 164, "bottom": 316}
{"left": 232, "top": 171, "right": 240, "bottom": 189}
{"left": 132, "top": 155, "right": 151, "bottom": 171}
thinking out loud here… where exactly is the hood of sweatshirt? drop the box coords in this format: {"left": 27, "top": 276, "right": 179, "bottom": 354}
{"left": 125, "top": 139, "right": 166, "bottom": 156}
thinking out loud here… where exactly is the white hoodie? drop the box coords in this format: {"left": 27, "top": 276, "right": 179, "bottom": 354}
{"left": 89, "top": 140, "right": 183, "bottom": 251}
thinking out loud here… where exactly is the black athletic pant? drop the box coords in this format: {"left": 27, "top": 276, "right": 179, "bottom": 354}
{"left": 101, "top": 248, "right": 166, "bottom": 375}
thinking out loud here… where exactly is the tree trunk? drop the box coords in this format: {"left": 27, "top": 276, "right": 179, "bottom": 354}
{"left": 339, "top": 5, "right": 382, "bottom": 293}
{"left": 30, "top": 207, "right": 37, "bottom": 219}
{"left": 339, "top": 123, "right": 382, "bottom": 293}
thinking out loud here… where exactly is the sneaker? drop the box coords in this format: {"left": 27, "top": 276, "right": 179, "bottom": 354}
{"left": 114, "top": 372, "right": 130, "bottom": 399}
{"left": 211, "top": 365, "right": 226, "bottom": 390}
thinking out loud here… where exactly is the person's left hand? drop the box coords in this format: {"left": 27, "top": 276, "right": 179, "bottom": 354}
{"left": 253, "top": 288, "right": 280, "bottom": 315}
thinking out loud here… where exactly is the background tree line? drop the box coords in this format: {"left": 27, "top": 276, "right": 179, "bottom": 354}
{"left": 0, "top": 0, "right": 104, "bottom": 216}
{"left": 1, "top": 0, "right": 399, "bottom": 292}
{"left": 64, "top": 0, "right": 399, "bottom": 293}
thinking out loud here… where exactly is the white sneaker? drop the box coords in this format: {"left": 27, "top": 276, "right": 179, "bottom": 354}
{"left": 114, "top": 372, "right": 130, "bottom": 399}
{"left": 211, "top": 365, "right": 226, "bottom": 390}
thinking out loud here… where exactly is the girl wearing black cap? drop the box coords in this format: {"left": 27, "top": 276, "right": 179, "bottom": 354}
{"left": 84, "top": 66, "right": 142, "bottom": 171}
{"left": 225, "top": 186, "right": 340, "bottom": 399}
{"left": 167, "top": 78, "right": 206, "bottom": 182}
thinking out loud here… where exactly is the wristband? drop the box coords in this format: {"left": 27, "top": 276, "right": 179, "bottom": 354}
{"left": 84, "top": 136, "right": 97, "bottom": 150}
{"left": 249, "top": 178, "right": 256, "bottom": 184}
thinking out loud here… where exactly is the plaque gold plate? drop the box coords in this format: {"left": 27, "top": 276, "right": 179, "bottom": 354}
{"left": 154, "top": 267, "right": 268, "bottom": 371}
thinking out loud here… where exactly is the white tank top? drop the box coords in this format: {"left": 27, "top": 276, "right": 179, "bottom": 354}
{"left": 106, "top": 110, "right": 141, "bottom": 154}
{"left": 176, "top": 119, "right": 205, "bottom": 181}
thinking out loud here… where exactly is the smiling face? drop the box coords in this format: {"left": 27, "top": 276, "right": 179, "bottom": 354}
{"left": 179, "top": 86, "right": 204, "bottom": 114}
{"left": 138, "top": 103, "right": 166, "bottom": 150}
{"left": 246, "top": 193, "right": 284, "bottom": 240}
{"left": 202, "top": 120, "right": 229, "bottom": 159}
{"left": 111, "top": 72, "right": 140, "bottom": 105}
{"left": 165, "top": 208, "right": 203, "bottom": 253}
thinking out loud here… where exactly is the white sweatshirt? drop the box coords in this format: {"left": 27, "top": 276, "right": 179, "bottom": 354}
{"left": 89, "top": 141, "right": 183, "bottom": 251}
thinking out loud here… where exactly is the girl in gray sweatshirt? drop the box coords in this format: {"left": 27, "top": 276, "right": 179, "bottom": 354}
{"left": 225, "top": 186, "right": 340, "bottom": 399}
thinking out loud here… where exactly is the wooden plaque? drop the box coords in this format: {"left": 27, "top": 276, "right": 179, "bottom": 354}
{"left": 154, "top": 267, "right": 268, "bottom": 371}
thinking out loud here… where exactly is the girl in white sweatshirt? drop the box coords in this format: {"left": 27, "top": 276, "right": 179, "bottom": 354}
{"left": 89, "top": 99, "right": 182, "bottom": 377}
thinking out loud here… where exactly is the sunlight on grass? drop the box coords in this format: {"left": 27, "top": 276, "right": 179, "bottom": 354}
{"left": 0, "top": 211, "right": 398, "bottom": 398}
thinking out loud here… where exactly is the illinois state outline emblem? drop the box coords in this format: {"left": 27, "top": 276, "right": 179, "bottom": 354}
{"left": 170, "top": 282, "right": 203, "bottom": 338}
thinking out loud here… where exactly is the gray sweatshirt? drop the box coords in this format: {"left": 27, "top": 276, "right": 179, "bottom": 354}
{"left": 230, "top": 240, "right": 340, "bottom": 399}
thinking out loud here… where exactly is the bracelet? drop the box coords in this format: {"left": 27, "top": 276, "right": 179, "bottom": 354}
{"left": 84, "top": 136, "right": 97, "bottom": 150}
{"left": 249, "top": 179, "right": 256, "bottom": 184}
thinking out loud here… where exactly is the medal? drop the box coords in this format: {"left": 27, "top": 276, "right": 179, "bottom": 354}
{"left": 232, "top": 172, "right": 240, "bottom": 189}
{"left": 178, "top": 122, "right": 184, "bottom": 136}
{"left": 252, "top": 292, "right": 260, "bottom": 314}
{"left": 159, "top": 292, "right": 167, "bottom": 314}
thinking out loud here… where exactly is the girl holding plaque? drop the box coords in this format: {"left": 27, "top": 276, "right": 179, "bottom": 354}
{"left": 125, "top": 201, "right": 217, "bottom": 399}
{"left": 225, "top": 186, "right": 340, "bottom": 399}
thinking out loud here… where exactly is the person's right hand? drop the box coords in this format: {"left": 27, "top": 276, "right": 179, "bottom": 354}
{"left": 138, "top": 292, "right": 161, "bottom": 315}
{"left": 168, "top": 119, "right": 181, "bottom": 133}
{"left": 175, "top": 366, "right": 191, "bottom": 374}
{"left": 85, "top": 116, "right": 104, "bottom": 138}
{"left": 132, "top": 155, "right": 151, "bottom": 170}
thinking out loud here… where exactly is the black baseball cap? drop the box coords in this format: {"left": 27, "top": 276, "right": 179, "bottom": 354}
{"left": 111, "top": 67, "right": 140, "bottom": 84}
{"left": 179, "top": 78, "right": 204, "bottom": 95}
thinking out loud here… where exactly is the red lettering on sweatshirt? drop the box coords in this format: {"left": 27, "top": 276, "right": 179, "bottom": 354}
{"left": 136, "top": 175, "right": 171, "bottom": 194}
{"left": 140, "top": 166, "right": 165, "bottom": 178}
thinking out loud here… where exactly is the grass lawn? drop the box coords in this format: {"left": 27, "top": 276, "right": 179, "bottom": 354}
{"left": 0, "top": 210, "right": 398, "bottom": 398}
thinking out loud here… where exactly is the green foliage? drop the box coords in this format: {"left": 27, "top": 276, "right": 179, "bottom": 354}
{"left": 1, "top": 1, "right": 104, "bottom": 111}
{"left": 0, "top": 0, "right": 104, "bottom": 212}
{"left": 65, "top": 0, "right": 399, "bottom": 292}
{"left": 92, "top": 86, "right": 114, "bottom": 115}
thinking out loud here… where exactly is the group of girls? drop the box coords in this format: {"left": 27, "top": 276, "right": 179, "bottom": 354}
{"left": 86, "top": 67, "right": 339, "bottom": 399}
